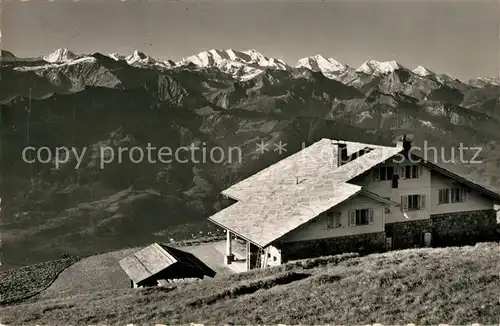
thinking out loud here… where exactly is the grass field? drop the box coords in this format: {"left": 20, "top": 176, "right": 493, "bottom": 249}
{"left": 0, "top": 242, "right": 499, "bottom": 325}
{"left": 36, "top": 248, "right": 140, "bottom": 300}
{"left": 0, "top": 257, "right": 80, "bottom": 305}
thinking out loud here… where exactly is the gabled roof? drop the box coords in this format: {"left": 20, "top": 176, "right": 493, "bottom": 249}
{"left": 119, "top": 243, "right": 214, "bottom": 284}
{"left": 210, "top": 139, "right": 402, "bottom": 247}
{"left": 119, "top": 243, "right": 177, "bottom": 284}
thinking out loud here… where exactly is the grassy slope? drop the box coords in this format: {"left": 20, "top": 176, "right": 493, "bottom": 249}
{"left": 0, "top": 257, "right": 80, "bottom": 305}
{"left": 1, "top": 243, "right": 499, "bottom": 325}
{"left": 35, "top": 248, "right": 140, "bottom": 300}
{"left": 37, "top": 240, "right": 231, "bottom": 300}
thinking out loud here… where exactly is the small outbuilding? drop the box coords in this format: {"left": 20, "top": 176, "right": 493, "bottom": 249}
{"left": 119, "top": 242, "right": 216, "bottom": 288}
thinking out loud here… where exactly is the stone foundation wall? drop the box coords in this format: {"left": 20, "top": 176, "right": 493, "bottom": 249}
{"left": 430, "top": 209, "right": 499, "bottom": 247}
{"left": 274, "top": 209, "right": 498, "bottom": 263}
{"left": 276, "top": 232, "right": 386, "bottom": 263}
{"left": 385, "top": 219, "right": 433, "bottom": 250}
{"left": 386, "top": 209, "right": 499, "bottom": 249}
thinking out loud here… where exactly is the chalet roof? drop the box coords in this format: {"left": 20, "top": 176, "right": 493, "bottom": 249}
{"left": 119, "top": 243, "right": 213, "bottom": 284}
{"left": 222, "top": 139, "right": 394, "bottom": 201}
{"left": 210, "top": 139, "right": 402, "bottom": 247}
{"left": 210, "top": 138, "right": 500, "bottom": 248}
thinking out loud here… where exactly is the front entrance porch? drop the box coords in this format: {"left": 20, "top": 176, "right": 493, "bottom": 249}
{"left": 215, "top": 230, "right": 262, "bottom": 273}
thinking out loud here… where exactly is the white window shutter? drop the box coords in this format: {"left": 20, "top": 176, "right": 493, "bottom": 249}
{"left": 438, "top": 189, "right": 444, "bottom": 204}
{"left": 335, "top": 214, "right": 341, "bottom": 227}
{"left": 419, "top": 165, "right": 423, "bottom": 177}
{"left": 401, "top": 196, "right": 408, "bottom": 211}
{"left": 349, "top": 210, "right": 356, "bottom": 226}
{"left": 420, "top": 194, "right": 426, "bottom": 209}
{"left": 368, "top": 209, "right": 374, "bottom": 224}
{"left": 451, "top": 188, "right": 457, "bottom": 203}
{"left": 462, "top": 188, "right": 469, "bottom": 202}
{"left": 373, "top": 167, "right": 380, "bottom": 181}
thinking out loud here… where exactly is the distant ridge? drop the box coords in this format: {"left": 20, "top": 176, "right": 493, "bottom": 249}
{"left": 6, "top": 47, "right": 496, "bottom": 85}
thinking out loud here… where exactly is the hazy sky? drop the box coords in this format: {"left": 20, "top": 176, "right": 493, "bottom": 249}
{"left": 2, "top": 0, "right": 499, "bottom": 80}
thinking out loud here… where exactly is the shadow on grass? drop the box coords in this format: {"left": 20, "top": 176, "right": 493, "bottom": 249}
{"left": 187, "top": 271, "right": 311, "bottom": 308}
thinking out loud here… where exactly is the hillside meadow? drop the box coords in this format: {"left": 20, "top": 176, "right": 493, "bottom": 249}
{"left": 0, "top": 242, "right": 498, "bottom": 325}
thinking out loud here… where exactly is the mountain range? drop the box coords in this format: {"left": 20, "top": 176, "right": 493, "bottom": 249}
{"left": 1, "top": 47, "right": 499, "bottom": 269}
{"left": 4, "top": 48, "right": 499, "bottom": 85}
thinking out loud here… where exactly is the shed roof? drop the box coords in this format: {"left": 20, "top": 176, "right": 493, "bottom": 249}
{"left": 119, "top": 243, "right": 176, "bottom": 284}
{"left": 118, "top": 243, "right": 213, "bottom": 284}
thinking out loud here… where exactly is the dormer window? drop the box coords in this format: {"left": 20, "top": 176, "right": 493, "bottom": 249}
{"left": 404, "top": 165, "right": 420, "bottom": 179}
{"left": 373, "top": 166, "right": 394, "bottom": 181}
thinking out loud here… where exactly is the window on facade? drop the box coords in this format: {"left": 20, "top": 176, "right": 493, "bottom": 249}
{"left": 273, "top": 256, "right": 277, "bottom": 262}
{"left": 450, "top": 188, "right": 462, "bottom": 203}
{"left": 401, "top": 194, "right": 426, "bottom": 211}
{"left": 327, "top": 211, "right": 341, "bottom": 228}
{"left": 373, "top": 166, "right": 394, "bottom": 181}
{"left": 404, "top": 165, "right": 420, "bottom": 179}
{"left": 408, "top": 195, "right": 421, "bottom": 210}
{"left": 348, "top": 209, "right": 374, "bottom": 226}
{"left": 439, "top": 187, "right": 468, "bottom": 204}
{"left": 380, "top": 166, "right": 394, "bottom": 180}
{"left": 438, "top": 188, "right": 450, "bottom": 204}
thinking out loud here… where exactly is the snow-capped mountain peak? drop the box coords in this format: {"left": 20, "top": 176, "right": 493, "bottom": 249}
{"left": 178, "top": 49, "right": 289, "bottom": 81}
{"left": 240, "top": 49, "right": 287, "bottom": 67}
{"left": 43, "top": 48, "right": 77, "bottom": 63}
{"left": 413, "top": 65, "right": 435, "bottom": 77}
{"left": 356, "top": 60, "right": 405, "bottom": 75}
{"left": 296, "top": 54, "right": 346, "bottom": 72}
{"left": 125, "top": 50, "right": 153, "bottom": 64}
{"left": 108, "top": 53, "right": 126, "bottom": 61}
{"left": 295, "top": 54, "right": 349, "bottom": 80}
{"left": 179, "top": 49, "right": 287, "bottom": 69}
{"left": 124, "top": 50, "right": 173, "bottom": 69}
